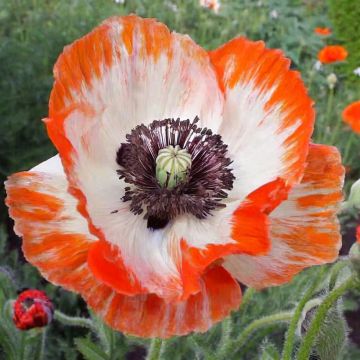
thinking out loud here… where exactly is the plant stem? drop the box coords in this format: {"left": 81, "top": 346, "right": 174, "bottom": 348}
{"left": 329, "top": 260, "right": 348, "bottom": 290}
{"left": 19, "top": 331, "right": 25, "bottom": 360}
{"left": 307, "top": 69, "right": 315, "bottom": 94}
{"left": 343, "top": 132, "right": 356, "bottom": 164}
{"left": 321, "top": 87, "right": 334, "bottom": 143}
{"left": 220, "top": 311, "right": 293, "bottom": 358}
{"left": 328, "top": 113, "right": 343, "bottom": 145}
{"left": 146, "top": 338, "right": 163, "bottom": 360}
{"left": 216, "top": 317, "right": 233, "bottom": 358}
{"left": 39, "top": 329, "right": 47, "bottom": 360}
{"left": 296, "top": 275, "right": 355, "bottom": 360}
{"left": 238, "top": 311, "right": 293, "bottom": 345}
{"left": 281, "top": 266, "right": 327, "bottom": 360}
{"left": 240, "top": 287, "right": 255, "bottom": 311}
{"left": 54, "top": 310, "right": 95, "bottom": 331}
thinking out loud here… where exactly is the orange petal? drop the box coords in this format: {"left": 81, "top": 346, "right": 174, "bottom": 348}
{"left": 342, "top": 100, "right": 360, "bottom": 134}
{"left": 5, "top": 172, "right": 99, "bottom": 293}
{"left": 85, "top": 265, "right": 241, "bottom": 338}
{"left": 209, "top": 37, "right": 314, "bottom": 202}
{"left": 223, "top": 143, "right": 344, "bottom": 288}
{"left": 87, "top": 240, "right": 146, "bottom": 296}
{"left": 318, "top": 45, "right": 348, "bottom": 64}
{"left": 178, "top": 178, "right": 289, "bottom": 299}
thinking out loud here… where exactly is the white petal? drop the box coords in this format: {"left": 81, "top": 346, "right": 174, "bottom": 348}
{"left": 31, "top": 154, "right": 64, "bottom": 175}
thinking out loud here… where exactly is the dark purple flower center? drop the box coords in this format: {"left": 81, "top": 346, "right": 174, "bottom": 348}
{"left": 116, "top": 117, "right": 234, "bottom": 230}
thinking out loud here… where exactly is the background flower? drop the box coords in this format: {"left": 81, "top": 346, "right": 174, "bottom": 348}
{"left": 318, "top": 45, "right": 348, "bottom": 63}
{"left": 314, "top": 27, "right": 332, "bottom": 36}
{"left": 199, "top": 0, "right": 220, "bottom": 13}
{"left": 343, "top": 101, "right": 360, "bottom": 134}
{"left": 353, "top": 67, "right": 360, "bottom": 76}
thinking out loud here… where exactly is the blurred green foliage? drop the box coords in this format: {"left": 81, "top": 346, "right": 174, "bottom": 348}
{"left": 328, "top": 0, "right": 360, "bottom": 89}
{"left": 1, "top": 0, "right": 360, "bottom": 359}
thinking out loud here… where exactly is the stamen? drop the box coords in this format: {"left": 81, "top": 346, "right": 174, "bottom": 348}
{"left": 156, "top": 145, "right": 192, "bottom": 189}
{"left": 116, "top": 117, "right": 234, "bottom": 230}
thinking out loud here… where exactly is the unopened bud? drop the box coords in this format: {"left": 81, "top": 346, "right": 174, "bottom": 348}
{"left": 326, "top": 73, "right": 337, "bottom": 89}
{"left": 349, "top": 228, "right": 360, "bottom": 274}
{"left": 13, "top": 289, "right": 54, "bottom": 330}
{"left": 348, "top": 179, "right": 360, "bottom": 208}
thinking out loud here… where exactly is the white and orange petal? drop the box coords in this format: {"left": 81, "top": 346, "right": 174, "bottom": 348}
{"left": 209, "top": 37, "right": 314, "bottom": 202}
{"left": 5, "top": 166, "right": 97, "bottom": 294}
{"left": 223, "top": 143, "right": 344, "bottom": 288}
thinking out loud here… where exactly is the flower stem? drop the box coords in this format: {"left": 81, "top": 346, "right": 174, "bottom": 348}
{"left": 237, "top": 311, "right": 293, "bottom": 346}
{"left": 220, "top": 311, "right": 293, "bottom": 358}
{"left": 146, "top": 338, "right": 163, "bottom": 360}
{"left": 39, "top": 328, "right": 47, "bottom": 360}
{"left": 329, "top": 260, "right": 348, "bottom": 290}
{"left": 216, "top": 317, "right": 233, "bottom": 358}
{"left": 328, "top": 113, "right": 343, "bottom": 145}
{"left": 54, "top": 310, "right": 95, "bottom": 331}
{"left": 240, "top": 287, "right": 255, "bottom": 311}
{"left": 296, "top": 275, "right": 355, "bottom": 360}
{"left": 343, "top": 132, "right": 356, "bottom": 164}
{"left": 321, "top": 87, "right": 334, "bottom": 143}
{"left": 19, "top": 331, "right": 25, "bottom": 360}
{"left": 281, "top": 266, "right": 327, "bottom": 360}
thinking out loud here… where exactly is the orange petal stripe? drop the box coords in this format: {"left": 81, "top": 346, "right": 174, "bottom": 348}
{"left": 5, "top": 172, "right": 141, "bottom": 297}
{"left": 87, "top": 240, "right": 146, "bottom": 296}
{"left": 5, "top": 172, "right": 98, "bottom": 294}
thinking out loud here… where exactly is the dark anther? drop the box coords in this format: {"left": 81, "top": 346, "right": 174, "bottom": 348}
{"left": 147, "top": 216, "right": 170, "bottom": 230}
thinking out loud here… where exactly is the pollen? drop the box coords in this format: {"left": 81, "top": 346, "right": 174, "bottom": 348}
{"left": 156, "top": 145, "right": 192, "bottom": 189}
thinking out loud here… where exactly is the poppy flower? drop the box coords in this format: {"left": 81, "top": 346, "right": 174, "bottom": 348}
{"left": 5, "top": 16, "right": 344, "bottom": 338}
{"left": 13, "top": 289, "right": 54, "bottom": 330}
{"left": 200, "top": 0, "right": 220, "bottom": 13}
{"left": 318, "top": 45, "right": 348, "bottom": 64}
{"left": 314, "top": 27, "right": 332, "bottom": 36}
{"left": 342, "top": 101, "right": 360, "bottom": 134}
{"left": 357, "top": 226, "right": 360, "bottom": 244}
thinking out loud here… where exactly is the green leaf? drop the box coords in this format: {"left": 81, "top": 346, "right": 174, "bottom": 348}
{"left": 74, "top": 338, "right": 109, "bottom": 360}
